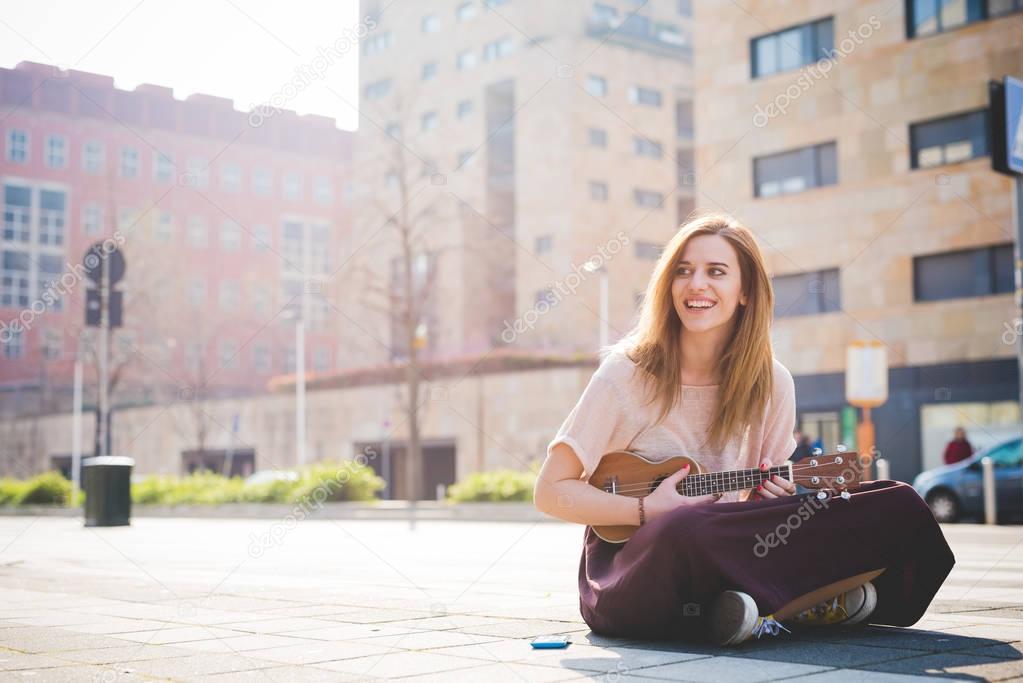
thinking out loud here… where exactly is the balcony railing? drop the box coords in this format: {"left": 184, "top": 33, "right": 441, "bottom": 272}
{"left": 585, "top": 15, "right": 692, "bottom": 61}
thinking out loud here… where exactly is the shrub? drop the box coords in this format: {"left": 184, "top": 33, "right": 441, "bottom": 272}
{"left": 16, "top": 471, "right": 71, "bottom": 505}
{"left": 446, "top": 468, "right": 537, "bottom": 502}
{"left": 131, "top": 472, "right": 248, "bottom": 505}
{"left": 0, "top": 478, "right": 27, "bottom": 505}
{"left": 286, "top": 461, "right": 385, "bottom": 504}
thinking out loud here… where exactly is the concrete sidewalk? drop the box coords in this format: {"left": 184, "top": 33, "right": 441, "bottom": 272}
{"left": 0, "top": 516, "right": 1021, "bottom": 681}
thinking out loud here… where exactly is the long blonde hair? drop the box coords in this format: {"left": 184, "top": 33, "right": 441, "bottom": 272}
{"left": 608, "top": 214, "right": 776, "bottom": 453}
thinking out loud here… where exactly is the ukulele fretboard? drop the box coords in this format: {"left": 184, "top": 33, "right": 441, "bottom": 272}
{"left": 679, "top": 464, "right": 791, "bottom": 496}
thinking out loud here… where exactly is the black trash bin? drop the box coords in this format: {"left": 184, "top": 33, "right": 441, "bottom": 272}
{"left": 83, "top": 456, "right": 134, "bottom": 527}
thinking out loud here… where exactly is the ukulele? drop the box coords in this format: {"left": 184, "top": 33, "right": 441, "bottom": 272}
{"left": 587, "top": 448, "right": 868, "bottom": 543}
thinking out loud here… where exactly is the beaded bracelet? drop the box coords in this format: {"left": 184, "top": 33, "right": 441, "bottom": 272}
{"left": 638, "top": 496, "right": 646, "bottom": 526}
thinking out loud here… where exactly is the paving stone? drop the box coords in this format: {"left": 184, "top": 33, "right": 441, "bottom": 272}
{"left": 123, "top": 652, "right": 275, "bottom": 679}
{"left": 172, "top": 634, "right": 319, "bottom": 654}
{"left": 395, "top": 661, "right": 587, "bottom": 682}
{"left": 634, "top": 654, "right": 830, "bottom": 681}
{"left": 451, "top": 618, "right": 584, "bottom": 639}
{"left": 52, "top": 643, "right": 195, "bottom": 664}
{"left": 0, "top": 651, "right": 69, "bottom": 671}
{"left": 729, "top": 640, "right": 930, "bottom": 668}
{"left": 112, "top": 625, "right": 250, "bottom": 645}
{"left": 861, "top": 651, "right": 1023, "bottom": 679}
{"left": 312, "top": 650, "right": 489, "bottom": 678}
{"left": 214, "top": 617, "right": 343, "bottom": 634}
{"left": 791, "top": 670, "right": 972, "bottom": 682}
{"left": 188, "top": 664, "right": 379, "bottom": 682}
{"left": 238, "top": 640, "right": 396, "bottom": 665}
{"left": 276, "top": 624, "right": 418, "bottom": 641}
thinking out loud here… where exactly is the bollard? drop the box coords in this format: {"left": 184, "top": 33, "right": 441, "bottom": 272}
{"left": 436, "top": 483, "right": 446, "bottom": 501}
{"left": 876, "top": 458, "right": 890, "bottom": 481}
{"left": 982, "top": 456, "right": 997, "bottom": 525}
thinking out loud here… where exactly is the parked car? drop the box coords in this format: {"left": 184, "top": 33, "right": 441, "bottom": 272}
{"left": 245, "top": 470, "right": 299, "bottom": 486}
{"left": 913, "top": 437, "right": 1023, "bottom": 523}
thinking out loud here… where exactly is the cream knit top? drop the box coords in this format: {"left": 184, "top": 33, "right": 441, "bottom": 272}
{"left": 547, "top": 349, "right": 798, "bottom": 503}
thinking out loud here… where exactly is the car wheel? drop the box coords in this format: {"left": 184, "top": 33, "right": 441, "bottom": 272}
{"left": 927, "top": 490, "right": 960, "bottom": 523}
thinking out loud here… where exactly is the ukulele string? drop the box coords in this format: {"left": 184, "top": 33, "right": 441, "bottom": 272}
{"left": 600, "top": 461, "right": 856, "bottom": 495}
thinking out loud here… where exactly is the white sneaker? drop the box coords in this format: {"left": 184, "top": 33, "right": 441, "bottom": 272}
{"left": 786, "top": 580, "right": 878, "bottom": 628}
{"left": 709, "top": 591, "right": 791, "bottom": 646}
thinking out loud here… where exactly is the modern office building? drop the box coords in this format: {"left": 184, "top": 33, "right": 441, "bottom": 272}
{"left": 345, "top": 0, "right": 695, "bottom": 368}
{"left": 0, "top": 61, "right": 354, "bottom": 419}
{"left": 693, "top": 0, "right": 1023, "bottom": 479}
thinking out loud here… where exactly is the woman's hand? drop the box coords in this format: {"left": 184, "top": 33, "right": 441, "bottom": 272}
{"left": 749, "top": 459, "right": 796, "bottom": 500}
{"left": 643, "top": 463, "right": 720, "bottom": 523}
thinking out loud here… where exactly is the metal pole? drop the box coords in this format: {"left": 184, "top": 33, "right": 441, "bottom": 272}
{"left": 1014, "top": 177, "right": 1023, "bottom": 425}
{"left": 296, "top": 316, "right": 306, "bottom": 467}
{"left": 98, "top": 257, "right": 109, "bottom": 457}
{"left": 875, "top": 457, "right": 889, "bottom": 481}
{"left": 982, "top": 456, "right": 997, "bottom": 525}
{"left": 599, "top": 270, "right": 609, "bottom": 349}
{"left": 382, "top": 423, "right": 391, "bottom": 500}
{"left": 71, "top": 350, "right": 82, "bottom": 507}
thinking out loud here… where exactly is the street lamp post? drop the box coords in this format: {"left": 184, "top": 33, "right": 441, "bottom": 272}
{"left": 283, "top": 304, "right": 306, "bottom": 468}
{"left": 583, "top": 261, "right": 609, "bottom": 350}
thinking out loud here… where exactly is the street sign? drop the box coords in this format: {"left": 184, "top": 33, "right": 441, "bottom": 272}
{"left": 84, "top": 242, "right": 126, "bottom": 285}
{"left": 991, "top": 76, "right": 1023, "bottom": 177}
{"left": 85, "top": 289, "right": 122, "bottom": 327}
{"left": 846, "top": 340, "right": 888, "bottom": 408}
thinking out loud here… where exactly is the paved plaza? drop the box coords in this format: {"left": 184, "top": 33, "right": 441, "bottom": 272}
{"left": 1, "top": 514, "right": 1022, "bottom": 681}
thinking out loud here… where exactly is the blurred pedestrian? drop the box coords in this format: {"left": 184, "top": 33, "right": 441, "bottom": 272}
{"left": 942, "top": 427, "right": 973, "bottom": 465}
{"left": 791, "top": 428, "right": 812, "bottom": 462}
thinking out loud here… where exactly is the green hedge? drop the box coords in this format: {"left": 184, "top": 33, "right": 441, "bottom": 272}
{"left": 0, "top": 471, "right": 71, "bottom": 505}
{"left": 0, "top": 460, "right": 385, "bottom": 507}
{"left": 446, "top": 467, "right": 538, "bottom": 502}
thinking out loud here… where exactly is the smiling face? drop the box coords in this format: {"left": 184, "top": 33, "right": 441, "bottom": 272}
{"left": 671, "top": 234, "right": 747, "bottom": 335}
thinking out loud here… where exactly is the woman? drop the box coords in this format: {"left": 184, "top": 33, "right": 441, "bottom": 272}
{"left": 534, "top": 215, "right": 955, "bottom": 646}
{"left": 943, "top": 427, "right": 973, "bottom": 465}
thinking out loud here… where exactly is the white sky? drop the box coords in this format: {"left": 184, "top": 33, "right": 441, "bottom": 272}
{"left": 0, "top": 0, "right": 363, "bottom": 130}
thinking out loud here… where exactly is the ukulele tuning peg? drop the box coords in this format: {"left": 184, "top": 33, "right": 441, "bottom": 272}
{"left": 836, "top": 443, "right": 847, "bottom": 453}
{"left": 816, "top": 491, "right": 828, "bottom": 500}
{"left": 840, "top": 490, "right": 851, "bottom": 500}
{"left": 812, "top": 447, "right": 823, "bottom": 456}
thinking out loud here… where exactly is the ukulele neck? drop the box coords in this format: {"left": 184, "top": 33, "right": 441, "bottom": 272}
{"left": 679, "top": 464, "right": 793, "bottom": 496}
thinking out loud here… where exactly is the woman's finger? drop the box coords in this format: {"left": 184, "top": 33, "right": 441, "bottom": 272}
{"left": 761, "top": 479, "right": 787, "bottom": 498}
{"left": 771, "top": 475, "right": 796, "bottom": 495}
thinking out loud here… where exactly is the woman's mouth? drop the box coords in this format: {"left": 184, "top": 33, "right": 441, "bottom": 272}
{"left": 684, "top": 298, "right": 717, "bottom": 313}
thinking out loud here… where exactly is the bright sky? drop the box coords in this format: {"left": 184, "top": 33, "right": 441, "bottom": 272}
{"left": 0, "top": 0, "right": 363, "bottom": 130}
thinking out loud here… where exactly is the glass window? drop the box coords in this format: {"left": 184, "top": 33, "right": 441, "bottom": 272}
{"left": 313, "top": 175, "right": 332, "bottom": 205}
{"left": 588, "top": 128, "right": 608, "bottom": 148}
{"left": 422, "top": 14, "right": 441, "bottom": 32}
{"left": 751, "top": 17, "right": 834, "bottom": 78}
{"left": 153, "top": 152, "right": 175, "bottom": 183}
{"left": 5, "top": 129, "right": 28, "bottom": 163}
{"left": 633, "top": 136, "right": 663, "bottom": 158}
{"left": 221, "top": 163, "right": 242, "bottom": 192}
{"left": 586, "top": 75, "right": 607, "bottom": 96}
{"left": 914, "top": 244, "right": 1013, "bottom": 302}
{"left": 457, "top": 50, "right": 477, "bottom": 70}
{"left": 629, "top": 86, "right": 662, "bottom": 107}
{"left": 1, "top": 251, "right": 30, "bottom": 307}
{"left": 83, "top": 141, "right": 104, "bottom": 174}
{"left": 535, "top": 235, "right": 553, "bottom": 253}
{"left": 220, "top": 221, "right": 241, "bottom": 251}
{"left": 2, "top": 327, "right": 23, "bottom": 359}
{"left": 38, "top": 189, "right": 66, "bottom": 246}
{"left": 634, "top": 188, "right": 663, "bottom": 208}
{"left": 985, "top": 439, "right": 1022, "bottom": 467}
{"left": 635, "top": 241, "right": 662, "bottom": 260}
{"left": 589, "top": 181, "right": 609, "bottom": 201}
{"left": 120, "top": 147, "right": 139, "bottom": 178}
{"left": 910, "top": 109, "right": 989, "bottom": 169}
{"left": 754, "top": 142, "right": 837, "bottom": 197}
{"left": 457, "top": 2, "right": 478, "bottom": 21}
{"left": 364, "top": 79, "right": 392, "bottom": 100}
{"left": 283, "top": 172, "right": 302, "bottom": 200}
{"left": 3, "top": 184, "right": 31, "bottom": 243}
{"left": 253, "top": 167, "right": 273, "bottom": 196}
{"left": 908, "top": 0, "right": 986, "bottom": 37}
{"left": 82, "top": 204, "right": 102, "bottom": 236}
{"left": 187, "top": 217, "right": 208, "bottom": 248}
{"left": 421, "top": 111, "right": 439, "bottom": 131}
{"left": 773, "top": 269, "right": 841, "bottom": 317}
{"left": 422, "top": 61, "right": 439, "bottom": 81}
{"left": 156, "top": 211, "right": 174, "bottom": 242}
{"left": 45, "top": 135, "right": 66, "bottom": 169}
{"left": 457, "top": 99, "right": 474, "bottom": 118}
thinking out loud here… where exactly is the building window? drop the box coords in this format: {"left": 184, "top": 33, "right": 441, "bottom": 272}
{"left": 457, "top": 49, "right": 478, "bottom": 71}
{"left": 754, "top": 141, "right": 837, "bottom": 198}
{"left": 188, "top": 277, "right": 206, "bottom": 306}
{"left": 910, "top": 109, "right": 989, "bottom": 169}
{"left": 633, "top": 136, "right": 663, "bottom": 158}
{"left": 364, "top": 79, "right": 392, "bottom": 100}
{"left": 590, "top": 181, "right": 609, "bottom": 201}
{"left": 3, "top": 184, "right": 31, "bottom": 243}
{"left": 5, "top": 129, "right": 28, "bottom": 163}
{"left": 313, "top": 175, "right": 332, "bottom": 205}
{"left": 634, "top": 188, "right": 663, "bottom": 208}
{"left": 635, "top": 240, "right": 662, "bottom": 260}
{"left": 535, "top": 235, "right": 553, "bottom": 253}
{"left": 588, "top": 127, "right": 608, "bottom": 148}
{"left": 483, "top": 37, "right": 514, "bottom": 61}
{"left": 914, "top": 244, "right": 1013, "bottom": 302}
{"left": 586, "top": 75, "right": 608, "bottom": 96}
{"left": 253, "top": 167, "right": 272, "bottom": 196}
{"left": 185, "top": 157, "right": 209, "bottom": 187}
{"left": 253, "top": 284, "right": 271, "bottom": 314}
{"left": 773, "top": 268, "right": 841, "bottom": 317}
{"left": 283, "top": 172, "right": 303, "bottom": 200}
{"left": 629, "top": 85, "right": 662, "bottom": 107}
{"left": 38, "top": 190, "right": 65, "bottom": 246}
{"left": 153, "top": 152, "right": 174, "bottom": 183}
{"left": 219, "top": 280, "right": 240, "bottom": 309}
{"left": 120, "top": 147, "right": 140, "bottom": 178}
{"left": 422, "top": 61, "right": 439, "bottom": 81}
{"left": 422, "top": 14, "right": 441, "bottom": 33}
{"left": 676, "top": 100, "right": 694, "bottom": 140}
{"left": 45, "top": 135, "right": 66, "bottom": 169}
{"left": 42, "top": 330, "right": 62, "bottom": 360}
{"left": 2, "top": 328, "right": 23, "bottom": 359}
{"left": 1, "top": 251, "right": 29, "bottom": 308}
{"left": 37, "top": 254, "right": 63, "bottom": 310}
{"left": 187, "top": 217, "right": 208, "bottom": 248}
{"left": 751, "top": 17, "right": 834, "bottom": 78}
{"left": 593, "top": 3, "right": 618, "bottom": 22}
{"left": 253, "top": 344, "right": 271, "bottom": 372}
{"left": 82, "top": 204, "right": 102, "bottom": 236}
{"left": 221, "top": 163, "right": 242, "bottom": 192}
{"left": 252, "top": 224, "right": 271, "bottom": 251}
{"left": 363, "top": 31, "right": 393, "bottom": 55}
{"left": 83, "top": 141, "right": 104, "bottom": 174}
{"left": 156, "top": 211, "right": 174, "bottom": 242}
{"left": 220, "top": 221, "right": 241, "bottom": 251}
{"left": 219, "top": 340, "right": 239, "bottom": 369}
{"left": 457, "top": 2, "right": 478, "bottom": 21}
{"left": 456, "top": 100, "right": 474, "bottom": 119}
{"left": 313, "top": 346, "right": 330, "bottom": 372}
{"left": 421, "top": 111, "right": 439, "bottom": 131}
{"left": 906, "top": 0, "right": 1019, "bottom": 38}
